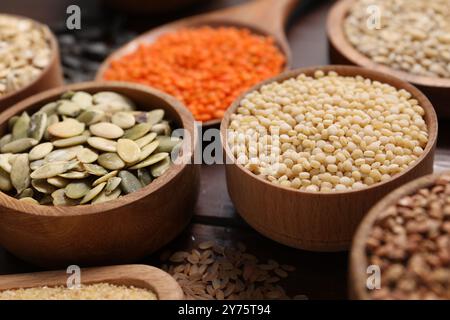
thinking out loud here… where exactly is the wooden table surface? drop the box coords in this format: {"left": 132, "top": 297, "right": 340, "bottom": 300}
{"left": 0, "top": 0, "right": 449, "bottom": 300}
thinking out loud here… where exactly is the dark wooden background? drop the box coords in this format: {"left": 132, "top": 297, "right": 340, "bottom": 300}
{"left": 0, "top": 0, "right": 449, "bottom": 300}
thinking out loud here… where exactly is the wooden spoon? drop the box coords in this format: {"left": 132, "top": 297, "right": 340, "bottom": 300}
{"left": 96, "top": 0, "right": 300, "bottom": 126}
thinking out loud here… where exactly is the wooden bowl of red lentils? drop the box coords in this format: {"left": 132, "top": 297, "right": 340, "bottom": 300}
{"left": 350, "top": 172, "right": 450, "bottom": 300}
{"left": 96, "top": 25, "right": 287, "bottom": 126}
{"left": 221, "top": 65, "right": 437, "bottom": 252}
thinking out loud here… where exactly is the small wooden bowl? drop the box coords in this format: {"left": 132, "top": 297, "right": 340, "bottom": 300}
{"left": 0, "top": 264, "right": 184, "bottom": 300}
{"left": 220, "top": 65, "right": 438, "bottom": 252}
{"left": 96, "top": 0, "right": 298, "bottom": 127}
{"left": 0, "top": 14, "right": 64, "bottom": 111}
{"left": 0, "top": 82, "right": 200, "bottom": 268}
{"left": 327, "top": 0, "right": 450, "bottom": 118}
{"left": 349, "top": 173, "right": 444, "bottom": 300}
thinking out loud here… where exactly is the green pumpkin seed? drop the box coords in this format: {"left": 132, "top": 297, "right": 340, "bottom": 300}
{"left": 12, "top": 112, "right": 30, "bottom": 140}
{"left": 47, "top": 119, "right": 85, "bottom": 138}
{"left": 8, "top": 116, "right": 19, "bottom": 131}
{"left": 147, "top": 109, "right": 165, "bottom": 126}
{"left": 76, "top": 110, "right": 105, "bottom": 125}
{"left": 151, "top": 157, "right": 171, "bottom": 177}
{"left": 27, "top": 112, "right": 48, "bottom": 142}
{"left": 71, "top": 91, "right": 93, "bottom": 109}
{"left": 11, "top": 154, "right": 30, "bottom": 194}
{"left": 19, "top": 197, "right": 39, "bottom": 205}
{"left": 151, "top": 122, "right": 171, "bottom": 136}
{"left": 136, "top": 140, "right": 159, "bottom": 162}
{"left": 0, "top": 134, "right": 12, "bottom": 148}
{"left": 90, "top": 122, "right": 124, "bottom": 139}
{"left": 59, "top": 171, "right": 90, "bottom": 179}
{"left": 122, "top": 123, "right": 151, "bottom": 140}
{"left": 51, "top": 188, "right": 79, "bottom": 206}
{"left": 80, "top": 182, "right": 106, "bottom": 204}
{"left": 31, "top": 179, "right": 57, "bottom": 194}
{"left": 111, "top": 112, "right": 135, "bottom": 129}
{"left": 118, "top": 170, "right": 142, "bottom": 194}
{"left": 39, "top": 102, "right": 58, "bottom": 115}
{"left": 1, "top": 138, "right": 38, "bottom": 153}
{"left": 0, "top": 154, "right": 12, "bottom": 173}
{"left": 92, "top": 188, "right": 121, "bottom": 204}
{"left": 29, "top": 142, "right": 54, "bottom": 161}
{"left": 65, "top": 181, "right": 90, "bottom": 199}
{"left": 93, "top": 92, "right": 135, "bottom": 109}
{"left": 83, "top": 163, "right": 108, "bottom": 176}
{"left": 92, "top": 170, "right": 118, "bottom": 187}
{"left": 30, "top": 159, "right": 46, "bottom": 170}
{"left": 135, "top": 132, "right": 157, "bottom": 148}
{"left": 57, "top": 100, "right": 81, "bottom": 117}
{"left": 98, "top": 153, "right": 125, "bottom": 170}
{"left": 129, "top": 152, "right": 169, "bottom": 170}
{"left": 53, "top": 135, "right": 87, "bottom": 148}
{"left": 156, "top": 136, "right": 182, "bottom": 153}
{"left": 40, "top": 194, "right": 53, "bottom": 205}
{"left": 117, "top": 139, "right": 140, "bottom": 163}
{"left": 77, "top": 148, "right": 98, "bottom": 163}
{"left": 105, "top": 177, "right": 121, "bottom": 194}
{"left": 45, "top": 146, "right": 82, "bottom": 162}
{"left": 17, "top": 188, "right": 34, "bottom": 199}
{"left": 47, "top": 176, "right": 70, "bottom": 188}
{"left": 137, "top": 168, "right": 152, "bottom": 186}
{"left": 87, "top": 137, "right": 117, "bottom": 152}
{"left": 44, "top": 114, "right": 59, "bottom": 140}
{"left": 0, "top": 168, "right": 12, "bottom": 192}
{"left": 30, "top": 161, "right": 73, "bottom": 179}
{"left": 61, "top": 91, "right": 75, "bottom": 99}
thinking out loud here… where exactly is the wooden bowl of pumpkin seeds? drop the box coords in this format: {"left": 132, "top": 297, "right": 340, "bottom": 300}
{"left": 0, "top": 82, "right": 199, "bottom": 267}
{"left": 0, "top": 14, "right": 64, "bottom": 110}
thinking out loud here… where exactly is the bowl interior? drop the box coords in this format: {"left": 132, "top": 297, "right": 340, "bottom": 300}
{"left": 0, "top": 81, "right": 195, "bottom": 216}
{"left": 220, "top": 65, "right": 438, "bottom": 197}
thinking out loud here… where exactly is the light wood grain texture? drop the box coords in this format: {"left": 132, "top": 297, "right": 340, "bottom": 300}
{"left": 0, "top": 82, "right": 200, "bottom": 268}
{"left": 327, "top": 0, "right": 450, "bottom": 118}
{"left": 96, "top": 0, "right": 300, "bottom": 127}
{"left": 0, "top": 14, "right": 63, "bottom": 111}
{"left": 220, "top": 65, "right": 438, "bottom": 252}
{"left": 349, "top": 173, "right": 445, "bottom": 300}
{"left": 0, "top": 264, "right": 184, "bottom": 300}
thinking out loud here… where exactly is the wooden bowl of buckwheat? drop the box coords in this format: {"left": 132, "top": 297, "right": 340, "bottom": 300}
{"left": 221, "top": 65, "right": 437, "bottom": 252}
{"left": 0, "top": 81, "right": 199, "bottom": 268}
{"left": 350, "top": 172, "right": 450, "bottom": 300}
{"left": 0, "top": 14, "right": 63, "bottom": 110}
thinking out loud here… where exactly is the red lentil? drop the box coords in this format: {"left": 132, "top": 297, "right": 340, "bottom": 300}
{"left": 103, "top": 27, "right": 285, "bottom": 122}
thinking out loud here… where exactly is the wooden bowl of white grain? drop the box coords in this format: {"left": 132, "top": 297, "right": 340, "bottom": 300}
{"left": 0, "top": 14, "right": 63, "bottom": 111}
{"left": 0, "top": 82, "right": 199, "bottom": 268}
{"left": 220, "top": 65, "right": 437, "bottom": 252}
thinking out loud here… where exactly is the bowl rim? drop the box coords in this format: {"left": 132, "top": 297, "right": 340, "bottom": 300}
{"left": 220, "top": 64, "right": 438, "bottom": 197}
{"left": 326, "top": 0, "right": 450, "bottom": 88}
{"left": 349, "top": 172, "right": 446, "bottom": 300}
{"left": 0, "top": 13, "right": 60, "bottom": 103}
{"left": 94, "top": 16, "right": 292, "bottom": 128}
{"left": 0, "top": 81, "right": 196, "bottom": 217}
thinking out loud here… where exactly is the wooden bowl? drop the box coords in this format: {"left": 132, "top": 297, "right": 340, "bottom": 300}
{"left": 0, "top": 82, "right": 200, "bottom": 268}
{"left": 220, "top": 65, "right": 438, "bottom": 252}
{"left": 0, "top": 264, "right": 184, "bottom": 300}
{"left": 327, "top": 0, "right": 450, "bottom": 118}
{"left": 349, "top": 173, "right": 444, "bottom": 300}
{"left": 0, "top": 14, "right": 64, "bottom": 111}
{"left": 96, "top": 0, "right": 298, "bottom": 127}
